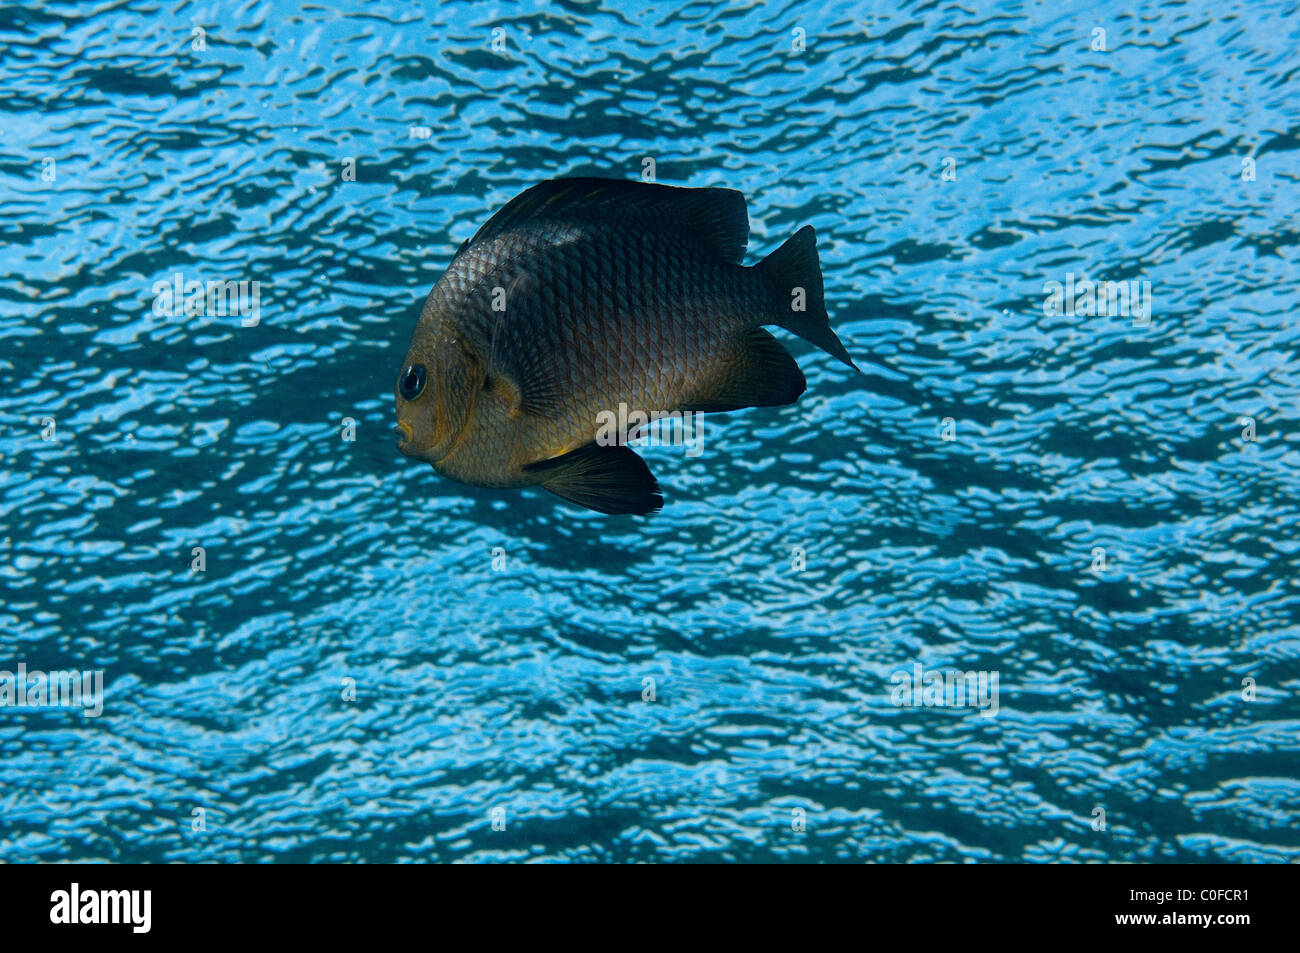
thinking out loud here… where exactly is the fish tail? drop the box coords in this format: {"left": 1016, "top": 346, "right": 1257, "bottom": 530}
{"left": 757, "top": 225, "right": 858, "bottom": 370}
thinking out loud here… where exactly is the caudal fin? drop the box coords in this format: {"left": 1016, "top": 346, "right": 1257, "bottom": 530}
{"left": 757, "top": 225, "right": 858, "bottom": 370}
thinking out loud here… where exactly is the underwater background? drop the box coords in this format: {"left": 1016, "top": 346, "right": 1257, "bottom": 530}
{"left": 2, "top": 0, "right": 1298, "bottom": 863}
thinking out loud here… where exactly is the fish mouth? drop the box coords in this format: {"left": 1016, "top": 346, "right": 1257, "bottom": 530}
{"left": 395, "top": 421, "right": 414, "bottom": 451}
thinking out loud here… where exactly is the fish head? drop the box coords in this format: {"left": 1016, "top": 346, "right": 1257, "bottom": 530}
{"left": 394, "top": 325, "right": 483, "bottom": 466}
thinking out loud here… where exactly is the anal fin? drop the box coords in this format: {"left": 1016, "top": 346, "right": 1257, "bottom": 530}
{"left": 682, "top": 328, "right": 806, "bottom": 412}
{"left": 524, "top": 443, "right": 663, "bottom": 515}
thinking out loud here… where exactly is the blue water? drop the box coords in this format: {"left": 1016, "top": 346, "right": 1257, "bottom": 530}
{"left": 2, "top": 0, "right": 1298, "bottom": 863}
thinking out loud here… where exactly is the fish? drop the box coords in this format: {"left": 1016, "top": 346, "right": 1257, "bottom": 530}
{"left": 394, "top": 176, "right": 857, "bottom": 515}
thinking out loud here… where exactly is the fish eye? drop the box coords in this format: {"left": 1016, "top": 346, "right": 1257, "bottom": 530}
{"left": 399, "top": 363, "right": 426, "bottom": 401}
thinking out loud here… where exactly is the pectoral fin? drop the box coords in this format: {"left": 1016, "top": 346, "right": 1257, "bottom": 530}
{"left": 524, "top": 443, "right": 663, "bottom": 515}
{"left": 483, "top": 270, "right": 569, "bottom": 418}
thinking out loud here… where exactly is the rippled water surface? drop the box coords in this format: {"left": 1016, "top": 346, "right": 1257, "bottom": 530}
{"left": 2, "top": 0, "right": 1298, "bottom": 862}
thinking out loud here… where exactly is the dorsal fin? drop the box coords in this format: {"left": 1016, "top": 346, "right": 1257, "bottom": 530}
{"left": 466, "top": 177, "right": 750, "bottom": 264}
